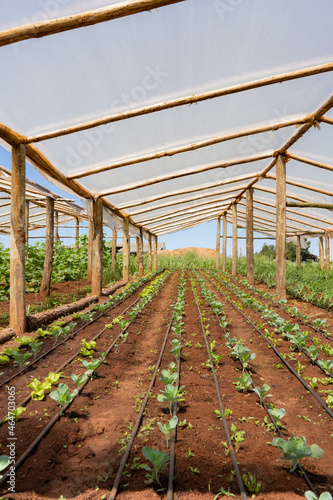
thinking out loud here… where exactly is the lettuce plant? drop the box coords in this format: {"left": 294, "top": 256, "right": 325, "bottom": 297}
{"left": 141, "top": 447, "right": 170, "bottom": 486}
{"left": 4, "top": 406, "right": 26, "bottom": 423}
{"left": 81, "top": 358, "right": 101, "bottom": 376}
{"left": 28, "top": 378, "right": 52, "bottom": 401}
{"left": 157, "top": 416, "right": 178, "bottom": 447}
{"left": 242, "top": 472, "right": 261, "bottom": 494}
{"left": 272, "top": 435, "right": 323, "bottom": 471}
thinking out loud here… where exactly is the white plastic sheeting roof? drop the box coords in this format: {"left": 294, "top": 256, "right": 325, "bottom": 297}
{"left": 0, "top": 0, "right": 332, "bottom": 238}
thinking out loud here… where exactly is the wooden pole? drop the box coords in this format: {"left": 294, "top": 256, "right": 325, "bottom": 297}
{"left": 215, "top": 217, "right": 221, "bottom": 269}
{"left": 154, "top": 235, "right": 158, "bottom": 270}
{"left": 0, "top": 0, "right": 185, "bottom": 48}
{"left": 246, "top": 188, "right": 254, "bottom": 284}
{"left": 40, "top": 197, "right": 54, "bottom": 299}
{"left": 287, "top": 153, "right": 333, "bottom": 173}
{"left": 122, "top": 218, "right": 130, "bottom": 282}
{"left": 91, "top": 199, "right": 103, "bottom": 296}
{"left": 319, "top": 236, "right": 324, "bottom": 270}
{"left": 148, "top": 234, "right": 152, "bottom": 271}
{"left": 25, "top": 200, "right": 29, "bottom": 244}
{"left": 325, "top": 233, "right": 330, "bottom": 272}
{"left": 276, "top": 155, "right": 286, "bottom": 300}
{"left": 296, "top": 235, "right": 301, "bottom": 267}
{"left": 54, "top": 211, "right": 59, "bottom": 244}
{"left": 232, "top": 204, "right": 237, "bottom": 275}
{"left": 138, "top": 228, "right": 144, "bottom": 277}
{"left": 286, "top": 202, "right": 333, "bottom": 210}
{"left": 87, "top": 216, "right": 93, "bottom": 281}
{"left": 112, "top": 228, "right": 117, "bottom": 274}
{"left": 27, "top": 62, "right": 333, "bottom": 144}
{"left": 222, "top": 214, "right": 227, "bottom": 272}
{"left": 136, "top": 237, "right": 140, "bottom": 268}
{"left": 75, "top": 217, "right": 79, "bottom": 246}
{"left": 10, "top": 144, "right": 26, "bottom": 334}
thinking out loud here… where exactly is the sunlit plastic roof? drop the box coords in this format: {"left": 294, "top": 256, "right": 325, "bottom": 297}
{"left": 0, "top": 0, "right": 332, "bottom": 239}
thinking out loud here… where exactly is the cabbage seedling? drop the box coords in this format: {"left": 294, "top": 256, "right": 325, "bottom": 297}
{"left": 157, "top": 384, "right": 185, "bottom": 414}
{"left": 268, "top": 407, "right": 286, "bottom": 427}
{"left": 231, "top": 343, "right": 256, "bottom": 370}
{"left": 0, "top": 455, "right": 10, "bottom": 479}
{"left": 141, "top": 447, "right": 170, "bottom": 486}
{"left": 157, "top": 416, "right": 178, "bottom": 447}
{"left": 170, "top": 339, "right": 182, "bottom": 359}
{"left": 50, "top": 383, "right": 78, "bottom": 412}
{"left": 318, "top": 359, "right": 333, "bottom": 376}
{"left": 12, "top": 351, "right": 32, "bottom": 369}
{"left": 253, "top": 384, "right": 272, "bottom": 407}
{"left": 305, "top": 491, "right": 332, "bottom": 500}
{"left": 306, "top": 345, "right": 320, "bottom": 363}
{"left": 272, "top": 435, "right": 323, "bottom": 472}
{"left": 81, "top": 358, "right": 101, "bottom": 376}
{"left": 71, "top": 373, "right": 88, "bottom": 388}
{"left": 29, "top": 340, "right": 43, "bottom": 358}
{"left": 233, "top": 373, "right": 252, "bottom": 392}
{"left": 159, "top": 369, "right": 178, "bottom": 385}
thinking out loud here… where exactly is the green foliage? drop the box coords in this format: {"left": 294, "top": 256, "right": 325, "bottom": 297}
{"left": 230, "top": 423, "right": 245, "bottom": 451}
{"left": 0, "top": 354, "right": 10, "bottom": 365}
{"left": 231, "top": 342, "right": 256, "bottom": 370}
{"left": 157, "top": 416, "right": 178, "bottom": 447}
{"left": 159, "top": 369, "right": 178, "bottom": 385}
{"left": 305, "top": 491, "right": 332, "bottom": 500}
{"left": 0, "top": 455, "right": 10, "bottom": 478}
{"left": 28, "top": 378, "right": 52, "bottom": 400}
{"left": 4, "top": 406, "right": 26, "bottom": 423}
{"left": 141, "top": 447, "right": 170, "bottom": 486}
{"left": 12, "top": 350, "right": 32, "bottom": 368}
{"left": 272, "top": 435, "right": 323, "bottom": 472}
{"left": 49, "top": 383, "right": 78, "bottom": 409}
{"left": 157, "top": 384, "right": 185, "bottom": 414}
{"left": 253, "top": 384, "right": 272, "bottom": 406}
{"left": 233, "top": 372, "right": 252, "bottom": 392}
{"left": 71, "top": 373, "right": 88, "bottom": 388}
{"left": 242, "top": 472, "right": 261, "bottom": 494}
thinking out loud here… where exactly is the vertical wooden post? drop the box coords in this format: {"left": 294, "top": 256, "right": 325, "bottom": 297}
{"left": 54, "top": 211, "right": 59, "bottom": 244}
{"left": 319, "top": 236, "right": 324, "bottom": 270}
{"left": 136, "top": 237, "right": 140, "bottom": 268}
{"left": 138, "top": 228, "right": 144, "bottom": 277}
{"left": 276, "top": 154, "right": 286, "bottom": 300}
{"left": 325, "top": 232, "right": 330, "bottom": 271}
{"left": 10, "top": 144, "right": 26, "bottom": 334}
{"left": 215, "top": 217, "right": 221, "bottom": 269}
{"left": 91, "top": 199, "right": 103, "bottom": 296}
{"left": 25, "top": 200, "right": 29, "bottom": 244}
{"left": 232, "top": 204, "right": 237, "bottom": 275}
{"left": 122, "top": 218, "right": 130, "bottom": 282}
{"left": 153, "top": 235, "right": 158, "bottom": 270}
{"left": 40, "top": 197, "right": 54, "bottom": 299}
{"left": 75, "top": 217, "right": 79, "bottom": 246}
{"left": 87, "top": 216, "right": 93, "bottom": 281}
{"left": 296, "top": 235, "right": 301, "bottom": 266}
{"left": 148, "top": 234, "right": 152, "bottom": 271}
{"left": 246, "top": 188, "right": 254, "bottom": 284}
{"left": 222, "top": 213, "right": 227, "bottom": 272}
{"left": 112, "top": 227, "right": 117, "bottom": 273}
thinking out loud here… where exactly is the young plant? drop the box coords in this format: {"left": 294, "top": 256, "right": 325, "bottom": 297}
{"left": 141, "top": 447, "right": 170, "bottom": 487}
{"left": 231, "top": 343, "right": 256, "bottom": 370}
{"left": 306, "top": 345, "right": 320, "bottom": 363}
{"left": 71, "top": 373, "right": 88, "bottom": 388}
{"left": 233, "top": 372, "right": 252, "bottom": 392}
{"left": 80, "top": 358, "right": 101, "bottom": 376}
{"left": 242, "top": 472, "right": 261, "bottom": 495}
{"left": 4, "top": 406, "right": 26, "bottom": 423}
{"left": 214, "top": 486, "right": 235, "bottom": 498}
{"left": 80, "top": 338, "right": 96, "bottom": 357}
{"left": 159, "top": 369, "right": 178, "bottom": 385}
{"left": 268, "top": 407, "right": 286, "bottom": 428}
{"left": 12, "top": 350, "right": 32, "bottom": 369}
{"left": 45, "top": 372, "right": 63, "bottom": 386}
{"left": 305, "top": 491, "right": 332, "bottom": 500}
{"left": 253, "top": 384, "right": 272, "bottom": 407}
{"left": 157, "top": 416, "right": 178, "bottom": 447}
{"left": 230, "top": 423, "right": 245, "bottom": 451}
{"left": 0, "top": 456, "right": 10, "bottom": 479}
{"left": 157, "top": 384, "right": 185, "bottom": 414}
{"left": 170, "top": 339, "right": 182, "bottom": 359}
{"left": 28, "top": 378, "right": 52, "bottom": 401}
{"left": 28, "top": 340, "right": 44, "bottom": 358}
{"left": 318, "top": 359, "right": 333, "bottom": 376}
{"left": 49, "top": 383, "right": 78, "bottom": 412}
{"left": 272, "top": 435, "right": 323, "bottom": 472}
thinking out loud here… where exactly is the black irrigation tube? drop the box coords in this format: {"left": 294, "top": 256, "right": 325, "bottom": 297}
{"left": 205, "top": 273, "right": 333, "bottom": 419}
{"left": 196, "top": 272, "right": 319, "bottom": 496}
{"left": 219, "top": 271, "right": 332, "bottom": 341}
{"left": 0, "top": 273, "right": 159, "bottom": 389}
{"left": 211, "top": 273, "right": 333, "bottom": 378}
{"left": 0, "top": 273, "right": 171, "bottom": 490}
{"left": 108, "top": 313, "right": 175, "bottom": 500}
{"left": 190, "top": 274, "right": 248, "bottom": 500}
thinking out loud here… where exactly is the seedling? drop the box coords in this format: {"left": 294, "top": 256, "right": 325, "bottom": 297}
{"left": 230, "top": 424, "right": 245, "bottom": 451}
{"left": 231, "top": 343, "right": 256, "bottom": 370}
{"left": 120, "top": 332, "right": 129, "bottom": 343}
{"left": 140, "top": 447, "right": 169, "bottom": 486}
{"left": 80, "top": 358, "right": 101, "bottom": 376}
{"left": 13, "top": 351, "right": 32, "bottom": 369}
{"left": 253, "top": 384, "right": 272, "bottom": 407}
{"left": 170, "top": 338, "right": 182, "bottom": 359}
{"left": 242, "top": 472, "right": 261, "bottom": 494}
{"left": 159, "top": 369, "right": 178, "bottom": 385}
{"left": 49, "top": 383, "right": 78, "bottom": 412}
{"left": 271, "top": 435, "right": 323, "bottom": 472}
{"left": 0, "top": 456, "right": 10, "bottom": 479}
{"left": 306, "top": 345, "right": 320, "bottom": 363}
{"left": 71, "top": 373, "right": 88, "bottom": 388}
{"left": 29, "top": 340, "right": 44, "bottom": 358}
{"left": 268, "top": 407, "right": 286, "bottom": 428}
{"left": 233, "top": 372, "right": 252, "bottom": 392}
{"left": 305, "top": 491, "right": 332, "bottom": 500}
{"left": 45, "top": 372, "right": 63, "bottom": 386}
{"left": 157, "top": 384, "right": 185, "bottom": 414}
{"left": 318, "top": 359, "right": 333, "bottom": 376}
{"left": 214, "top": 486, "right": 235, "bottom": 498}
{"left": 186, "top": 448, "right": 195, "bottom": 458}
{"left": 189, "top": 466, "right": 200, "bottom": 474}
{"left": 28, "top": 378, "right": 52, "bottom": 400}
{"left": 157, "top": 416, "right": 178, "bottom": 447}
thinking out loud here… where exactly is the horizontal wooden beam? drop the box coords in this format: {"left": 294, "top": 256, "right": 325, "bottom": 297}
{"left": 287, "top": 153, "right": 333, "bottom": 173}
{"left": 320, "top": 116, "right": 333, "bottom": 126}
{"left": 0, "top": 0, "right": 185, "bottom": 47}
{"left": 253, "top": 198, "right": 333, "bottom": 226}
{"left": 26, "top": 62, "right": 333, "bottom": 144}
{"left": 286, "top": 202, "right": 333, "bottom": 210}
{"left": 267, "top": 173, "right": 333, "bottom": 197}
{"left": 68, "top": 118, "right": 304, "bottom": 180}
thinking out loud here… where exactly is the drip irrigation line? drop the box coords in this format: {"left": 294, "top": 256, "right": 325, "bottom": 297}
{"left": 190, "top": 275, "right": 248, "bottom": 500}
{"left": 108, "top": 314, "right": 175, "bottom": 500}
{"left": 219, "top": 271, "right": 332, "bottom": 341}
{"left": 0, "top": 273, "right": 171, "bottom": 489}
{"left": 210, "top": 273, "right": 333, "bottom": 378}
{"left": 206, "top": 274, "right": 333, "bottom": 419}
{"left": 0, "top": 273, "right": 157, "bottom": 389}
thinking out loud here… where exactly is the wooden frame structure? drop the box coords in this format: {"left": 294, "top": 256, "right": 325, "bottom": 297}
{"left": 0, "top": 0, "right": 332, "bottom": 333}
